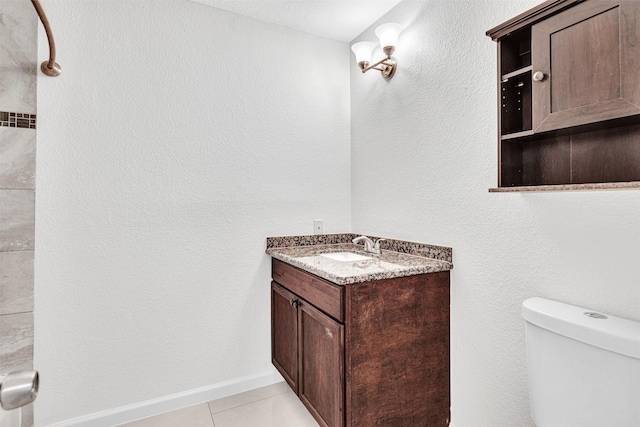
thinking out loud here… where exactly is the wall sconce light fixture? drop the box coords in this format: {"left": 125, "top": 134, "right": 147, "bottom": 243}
{"left": 351, "top": 23, "right": 402, "bottom": 80}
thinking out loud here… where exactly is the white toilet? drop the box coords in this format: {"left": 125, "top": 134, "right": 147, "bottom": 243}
{"left": 523, "top": 297, "right": 640, "bottom": 427}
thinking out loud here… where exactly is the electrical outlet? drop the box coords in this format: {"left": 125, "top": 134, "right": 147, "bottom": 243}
{"left": 314, "top": 220, "right": 323, "bottom": 235}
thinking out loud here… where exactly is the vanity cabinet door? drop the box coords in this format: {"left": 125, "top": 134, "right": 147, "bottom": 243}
{"left": 271, "top": 282, "right": 299, "bottom": 393}
{"left": 299, "top": 300, "right": 344, "bottom": 427}
{"left": 531, "top": 0, "right": 640, "bottom": 133}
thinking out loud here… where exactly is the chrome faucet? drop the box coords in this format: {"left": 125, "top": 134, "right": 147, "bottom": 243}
{"left": 352, "top": 235, "right": 386, "bottom": 255}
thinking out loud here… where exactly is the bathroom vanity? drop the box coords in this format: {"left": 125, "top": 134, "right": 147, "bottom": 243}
{"left": 266, "top": 234, "right": 453, "bottom": 427}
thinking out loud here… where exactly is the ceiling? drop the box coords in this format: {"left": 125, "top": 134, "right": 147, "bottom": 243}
{"left": 190, "top": 0, "right": 402, "bottom": 43}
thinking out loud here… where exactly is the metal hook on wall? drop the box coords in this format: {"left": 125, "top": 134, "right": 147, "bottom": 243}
{"left": 30, "top": 0, "right": 61, "bottom": 77}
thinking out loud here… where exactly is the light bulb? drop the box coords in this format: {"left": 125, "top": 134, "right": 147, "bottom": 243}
{"left": 351, "top": 41, "right": 376, "bottom": 69}
{"left": 375, "top": 23, "right": 402, "bottom": 56}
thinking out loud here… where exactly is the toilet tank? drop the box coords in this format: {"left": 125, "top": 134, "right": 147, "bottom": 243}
{"left": 523, "top": 297, "right": 640, "bottom": 427}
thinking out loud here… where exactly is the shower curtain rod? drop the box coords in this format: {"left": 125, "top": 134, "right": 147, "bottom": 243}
{"left": 31, "top": 0, "right": 61, "bottom": 77}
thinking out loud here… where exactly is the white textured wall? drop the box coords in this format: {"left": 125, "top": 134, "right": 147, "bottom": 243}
{"left": 351, "top": 1, "right": 640, "bottom": 426}
{"left": 34, "top": 0, "right": 350, "bottom": 424}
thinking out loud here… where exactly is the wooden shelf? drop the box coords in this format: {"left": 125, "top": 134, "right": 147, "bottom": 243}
{"left": 501, "top": 129, "right": 534, "bottom": 140}
{"left": 501, "top": 65, "right": 533, "bottom": 81}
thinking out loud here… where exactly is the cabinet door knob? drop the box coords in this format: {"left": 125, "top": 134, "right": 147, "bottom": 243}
{"left": 533, "top": 71, "right": 546, "bottom": 82}
{"left": 290, "top": 298, "right": 299, "bottom": 308}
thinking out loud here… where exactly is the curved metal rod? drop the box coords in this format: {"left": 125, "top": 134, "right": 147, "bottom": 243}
{"left": 30, "top": 0, "right": 61, "bottom": 77}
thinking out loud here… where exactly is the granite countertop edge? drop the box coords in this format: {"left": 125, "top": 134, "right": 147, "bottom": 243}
{"left": 265, "top": 234, "right": 453, "bottom": 286}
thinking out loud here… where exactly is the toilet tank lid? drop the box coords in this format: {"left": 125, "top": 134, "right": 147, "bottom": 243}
{"left": 523, "top": 297, "right": 640, "bottom": 360}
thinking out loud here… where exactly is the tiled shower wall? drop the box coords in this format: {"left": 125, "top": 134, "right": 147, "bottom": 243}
{"left": 0, "top": 1, "right": 38, "bottom": 426}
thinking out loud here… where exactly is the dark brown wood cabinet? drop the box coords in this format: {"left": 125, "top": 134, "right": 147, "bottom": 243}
{"left": 271, "top": 259, "right": 450, "bottom": 427}
{"left": 298, "top": 299, "right": 344, "bottom": 427}
{"left": 272, "top": 283, "right": 301, "bottom": 393}
{"left": 532, "top": 0, "right": 640, "bottom": 133}
{"left": 487, "top": 0, "right": 640, "bottom": 188}
{"left": 272, "top": 281, "right": 344, "bottom": 427}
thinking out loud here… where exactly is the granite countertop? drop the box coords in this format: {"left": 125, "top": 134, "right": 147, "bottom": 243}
{"left": 489, "top": 181, "right": 640, "bottom": 192}
{"left": 266, "top": 234, "right": 453, "bottom": 285}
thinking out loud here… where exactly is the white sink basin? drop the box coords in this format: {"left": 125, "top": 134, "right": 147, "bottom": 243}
{"left": 320, "top": 252, "right": 372, "bottom": 262}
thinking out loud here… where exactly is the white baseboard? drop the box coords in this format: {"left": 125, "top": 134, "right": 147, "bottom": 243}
{"left": 46, "top": 370, "right": 284, "bottom": 427}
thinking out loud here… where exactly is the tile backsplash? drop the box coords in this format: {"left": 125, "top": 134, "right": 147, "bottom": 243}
{"left": 0, "top": 0, "right": 38, "bottom": 114}
{"left": 0, "top": 112, "right": 37, "bottom": 129}
{"left": 0, "top": 1, "right": 37, "bottom": 425}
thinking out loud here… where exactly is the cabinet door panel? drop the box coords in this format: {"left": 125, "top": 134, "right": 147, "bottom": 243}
{"left": 271, "top": 282, "right": 298, "bottom": 392}
{"left": 532, "top": 0, "right": 640, "bottom": 132}
{"left": 299, "top": 301, "right": 344, "bottom": 427}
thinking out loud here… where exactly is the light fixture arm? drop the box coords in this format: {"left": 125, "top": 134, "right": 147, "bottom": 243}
{"left": 361, "top": 55, "right": 395, "bottom": 73}
{"left": 360, "top": 55, "right": 397, "bottom": 80}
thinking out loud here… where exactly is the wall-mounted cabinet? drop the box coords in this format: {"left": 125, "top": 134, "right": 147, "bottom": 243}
{"left": 487, "top": 0, "right": 640, "bottom": 189}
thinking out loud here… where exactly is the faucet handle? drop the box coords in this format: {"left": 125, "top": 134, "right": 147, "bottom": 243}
{"left": 352, "top": 235, "right": 375, "bottom": 252}
{"left": 373, "top": 239, "right": 386, "bottom": 251}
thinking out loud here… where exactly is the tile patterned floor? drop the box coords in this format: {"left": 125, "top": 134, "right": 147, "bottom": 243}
{"left": 119, "top": 382, "right": 320, "bottom": 427}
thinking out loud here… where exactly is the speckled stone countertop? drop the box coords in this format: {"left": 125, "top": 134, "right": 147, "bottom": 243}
{"left": 266, "top": 233, "right": 453, "bottom": 285}
{"left": 489, "top": 181, "right": 640, "bottom": 192}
